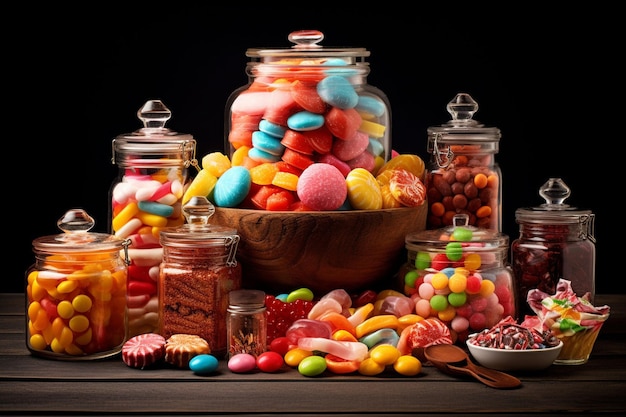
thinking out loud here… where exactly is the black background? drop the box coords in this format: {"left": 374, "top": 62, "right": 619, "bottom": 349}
{"left": 9, "top": 5, "right": 621, "bottom": 294}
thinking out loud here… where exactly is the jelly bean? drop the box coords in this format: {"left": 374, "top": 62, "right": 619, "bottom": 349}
{"left": 284, "top": 347, "right": 312, "bottom": 367}
{"left": 393, "top": 355, "right": 422, "bottom": 376}
{"left": 190, "top": 354, "right": 219, "bottom": 375}
{"left": 228, "top": 353, "right": 257, "bottom": 373}
{"left": 269, "top": 336, "right": 292, "bottom": 356}
{"left": 358, "top": 357, "right": 385, "bottom": 376}
{"left": 369, "top": 344, "right": 401, "bottom": 366}
{"left": 298, "top": 355, "right": 327, "bottom": 377}
{"left": 286, "top": 287, "right": 314, "bottom": 302}
{"left": 256, "top": 351, "right": 284, "bottom": 373}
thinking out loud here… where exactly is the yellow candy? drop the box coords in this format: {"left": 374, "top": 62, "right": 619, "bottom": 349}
{"left": 112, "top": 202, "right": 139, "bottom": 232}
{"left": 135, "top": 211, "right": 168, "bottom": 228}
{"left": 182, "top": 169, "right": 218, "bottom": 205}
{"left": 202, "top": 152, "right": 232, "bottom": 177}
{"left": 272, "top": 171, "right": 299, "bottom": 191}
{"left": 376, "top": 154, "right": 425, "bottom": 180}
{"left": 358, "top": 357, "right": 385, "bottom": 376}
{"left": 359, "top": 119, "right": 386, "bottom": 138}
{"left": 231, "top": 146, "right": 250, "bottom": 166}
{"left": 355, "top": 315, "right": 399, "bottom": 338}
{"left": 284, "top": 348, "right": 312, "bottom": 367}
{"left": 250, "top": 163, "right": 278, "bottom": 185}
{"left": 369, "top": 344, "right": 401, "bottom": 366}
{"left": 394, "top": 355, "right": 422, "bottom": 376}
{"left": 345, "top": 168, "right": 383, "bottom": 210}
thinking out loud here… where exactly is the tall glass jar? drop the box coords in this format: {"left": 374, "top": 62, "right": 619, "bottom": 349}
{"left": 159, "top": 196, "right": 242, "bottom": 358}
{"left": 110, "top": 100, "right": 197, "bottom": 338}
{"left": 26, "top": 209, "right": 130, "bottom": 360}
{"left": 425, "top": 93, "right": 502, "bottom": 231}
{"left": 225, "top": 30, "right": 391, "bottom": 187}
{"left": 512, "top": 178, "right": 596, "bottom": 318}
{"left": 399, "top": 214, "right": 515, "bottom": 343}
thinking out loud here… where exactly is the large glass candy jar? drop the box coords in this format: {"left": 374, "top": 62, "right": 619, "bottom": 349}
{"left": 425, "top": 93, "right": 502, "bottom": 231}
{"left": 26, "top": 209, "right": 130, "bottom": 360}
{"left": 225, "top": 30, "right": 391, "bottom": 191}
{"left": 110, "top": 100, "right": 197, "bottom": 337}
{"left": 399, "top": 214, "right": 516, "bottom": 343}
{"left": 512, "top": 178, "right": 596, "bottom": 318}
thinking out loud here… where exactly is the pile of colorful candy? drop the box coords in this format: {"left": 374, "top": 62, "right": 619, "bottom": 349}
{"left": 183, "top": 151, "right": 426, "bottom": 211}
{"left": 467, "top": 316, "right": 560, "bottom": 350}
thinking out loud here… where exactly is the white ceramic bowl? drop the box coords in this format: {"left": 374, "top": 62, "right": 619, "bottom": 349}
{"left": 466, "top": 340, "right": 564, "bottom": 371}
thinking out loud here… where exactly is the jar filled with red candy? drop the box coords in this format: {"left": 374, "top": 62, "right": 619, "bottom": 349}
{"left": 25, "top": 209, "right": 130, "bottom": 360}
{"left": 399, "top": 213, "right": 516, "bottom": 343}
{"left": 224, "top": 29, "right": 391, "bottom": 195}
{"left": 159, "top": 196, "right": 242, "bottom": 358}
{"left": 425, "top": 93, "right": 502, "bottom": 231}
{"left": 110, "top": 99, "right": 198, "bottom": 338}
{"left": 512, "top": 178, "right": 596, "bottom": 318}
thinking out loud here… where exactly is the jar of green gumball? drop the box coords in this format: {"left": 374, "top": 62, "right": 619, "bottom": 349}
{"left": 399, "top": 213, "right": 516, "bottom": 342}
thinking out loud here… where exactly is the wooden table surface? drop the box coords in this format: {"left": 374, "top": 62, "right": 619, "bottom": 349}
{"left": 1, "top": 293, "right": 624, "bottom": 416}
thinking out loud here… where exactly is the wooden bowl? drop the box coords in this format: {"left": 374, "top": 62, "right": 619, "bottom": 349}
{"left": 212, "top": 205, "right": 427, "bottom": 295}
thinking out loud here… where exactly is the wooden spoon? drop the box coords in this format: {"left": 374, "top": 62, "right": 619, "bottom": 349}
{"left": 424, "top": 344, "right": 522, "bottom": 389}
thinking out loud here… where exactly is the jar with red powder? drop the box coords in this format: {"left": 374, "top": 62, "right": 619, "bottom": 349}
{"left": 159, "top": 196, "right": 242, "bottom": 358}
{"left": 399, "top": 213, "right": 516, "bottom": 343}
{"left": 512, "top": 178, "right": 596, "bottom": 318}
{"left": 425, "top": 93, "right": 502, "bottom": 231}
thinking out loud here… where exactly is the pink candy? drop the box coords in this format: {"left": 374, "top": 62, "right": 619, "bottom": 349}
{"left": 296, "top": 163, "right": 347, "bottom": 210}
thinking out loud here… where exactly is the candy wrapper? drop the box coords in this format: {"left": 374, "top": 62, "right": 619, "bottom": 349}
{"left": 526, "top": 279, "right": 610, "bottom": 364}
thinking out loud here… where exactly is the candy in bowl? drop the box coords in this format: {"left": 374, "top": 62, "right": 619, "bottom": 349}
{"left": 466, "top": 340, "right": 563, "bottom": 372}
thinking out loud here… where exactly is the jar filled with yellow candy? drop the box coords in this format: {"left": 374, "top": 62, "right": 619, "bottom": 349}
{"left": 25, "top": 209, "right": 130, "bottom": 360}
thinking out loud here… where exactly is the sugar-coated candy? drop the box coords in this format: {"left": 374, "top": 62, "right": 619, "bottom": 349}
{"left": 296, "top": 163, "right": 347, "bottom": 211}
{"left": 316, "top": 75, "right": 358, "bottom": 109}
{"left": 213, "top": 166, "right": 252, "bottom": 207}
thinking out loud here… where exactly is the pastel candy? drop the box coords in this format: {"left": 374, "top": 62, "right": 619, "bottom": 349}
{"left": 347, "top": 150, "right": 376, "bottom": 172}
{"left": 264, "top": 89, "right": 302, "bottom": 126}
{"left": 324, "top": 107, "right": 362, "bottom": 140}
{"left": 290, "top": 80, "right": 327, "bottom": 114}
{"left": 356, "top": 96, "right": 386, "bottom": 118}
{"left": 252, "top": 131, "right": 285, "bottom": 155}
{"left": 287, "top": 111, "right": 325, "bottom": 131}
{"left": 297, "top": 163, "right": 347, "bottom": 211}
{"left": 213, "top": 166, "right": 252, "bottom": 207}
{"left": 317, "top": 75, "right": 358, "bottom": 109}
{"left": 259, "top": 119, "right": 287, "bottom": 138}
{"left": 248, "top": 147, "right": 281, "bottom": 163}
{"left": 332, "top": 130, "right": 370, "bottom": 161}
{"left": 231, "top": 91, "right": 270, "bottom": 115}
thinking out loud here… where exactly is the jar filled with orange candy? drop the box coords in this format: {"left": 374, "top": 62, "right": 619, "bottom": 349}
{"left": 25, "top": 209, "right": 130, "bottom": 360}
{"left": 425, "top": 93, "right": 502, "bottom": 231}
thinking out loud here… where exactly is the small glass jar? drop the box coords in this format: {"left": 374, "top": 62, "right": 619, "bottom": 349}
{"left": 512, "top": 178, "right": 596, "bottom": 318}
{"left": 159, "top": 196, "right": 242, "bottom": 358}
{"left": 110, "top": 99, "right": 198, "bottom": 338}
{"left": 225, "top": 29, "right": 391, "bottom": 178}
{"left": 227, "top": 289, "right": 267, "bottom": 359}
{"left": 25, "top": 209, "right": 130, "bottom": 360}
{"left": 425, "top": 93, "right": 502, "bottom": 231}
{"left": 399, "top": 214, "right": 516, "bottom": 342}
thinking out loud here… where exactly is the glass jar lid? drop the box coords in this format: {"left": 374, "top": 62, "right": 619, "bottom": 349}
{"left": 112, "top": 99, "right": 197, "bottom": 167}
{"left": 160, "top": 196, "right": 240, "bottom": 248}
{"left": 515, "top": 178, "right": 594, "bottom": 225}
{"left": 427, "top": 93, "right": 501, "bottom": 148}
{"left": 32, "top": 209, "right": 130, "bottom": 254}
{"left": 244, "top": 30, "right": 372, "bottom": 79}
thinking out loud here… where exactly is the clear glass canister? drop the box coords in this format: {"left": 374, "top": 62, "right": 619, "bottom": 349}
{"left": 227, "top": 289, "right": 267, "bottom": 359}
{"left": 399, "top": 214, "right": 516, "bottom": 343}
{"left": 426, "top": 93, "right": 502, "bottom": 231}
{"left": 26, "top": 209, "right": 130, "bottom": 360}
{"left": 225, "top": 29, "right": 391, "bottom": 188}
{"left": 159, "top": 196, "right": 242, "bottom": 358}
{"left": 512, "top": 178, "right": 596, "bottom": 318}
{"left": 110, "top": 99, "right": 197, "bottom": 338}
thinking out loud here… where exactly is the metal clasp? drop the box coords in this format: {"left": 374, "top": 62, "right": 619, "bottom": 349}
{"left": 433, "top": 133, "right": 453, "bottom": 168}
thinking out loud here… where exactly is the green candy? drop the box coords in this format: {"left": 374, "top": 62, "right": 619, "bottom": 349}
{"left": 446, "top": 242, "right": 463, "bottom": 261}
{"left": 286, "top": 287, "right": 314, "bottom": 302}
{"left": 298, "top": 355, "right": 327, "bottom": 377}
{"left": 404, "top": 270, "right": 419, "bottom": 287}
{"left": 415, "top": 251, "right": 431, "bottom": 270}
{"left": 452, "top": 227, "right": 473, "bottom": 242}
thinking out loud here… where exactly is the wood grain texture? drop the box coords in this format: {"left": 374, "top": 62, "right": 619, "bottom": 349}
{"left": 212, "top": 206, "right": 427, "bottom": 294}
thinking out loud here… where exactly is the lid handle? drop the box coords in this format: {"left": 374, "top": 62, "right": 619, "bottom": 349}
{"left": 137, "top": 99, "right": 172, "bottom": 130}
{"left": 447, "top": 93, "right": 479, "bottom": 123}
{"left": 539, "top": 178, "right": 571, "bottom": 208}
{"left": 182, "top": 196, "right": 216, "bottom": 226}
{"left": 57, "top": 209, "right": 95, "bottom": 234}
{"left": 288, "top": 30, "right": 324, "bottom": 49}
